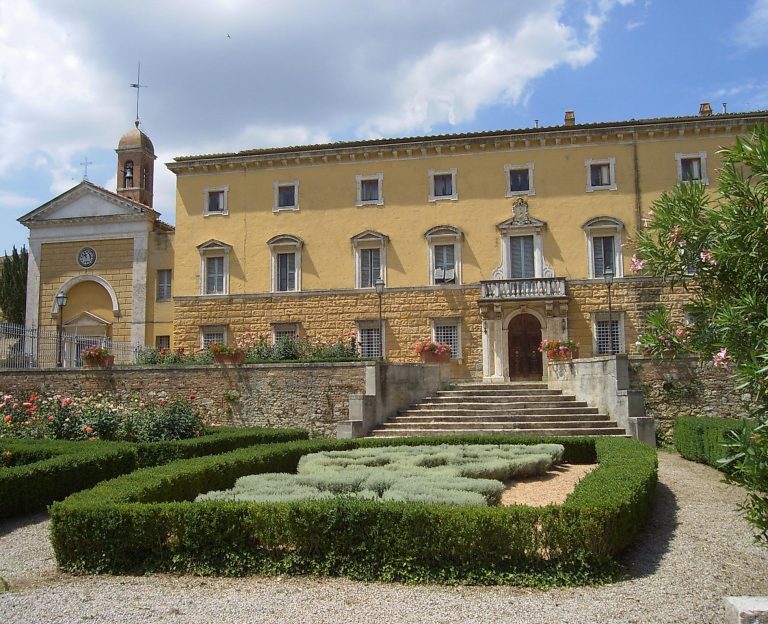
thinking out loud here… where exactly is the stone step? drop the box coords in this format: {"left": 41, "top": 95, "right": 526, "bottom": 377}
{"left": 424, "top": 394, "right": 573, "bottom": 404}
{"left": 413, "top": 399, "right": 586, "bottom": 409}
{"left": 404, "top": 405, "right": 599, "bottom": 415}
{"left": 369, "top": 427, "right": 628, "bottom": 438}
{"left": 451, "top": 382, "right": 549, "bottom": 390}
{"left": 437, "top": 389, "right": 564, "bottom": 397}
{"left": 393, "top": 412, "right": 610, "bottom": 423}
{"left": 379, "top": 419, "right": 615, "bottom": 430}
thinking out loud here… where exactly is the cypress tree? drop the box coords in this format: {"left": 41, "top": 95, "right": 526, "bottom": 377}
{"left": 0, "top": 246, "right": 28, "bottom": 325}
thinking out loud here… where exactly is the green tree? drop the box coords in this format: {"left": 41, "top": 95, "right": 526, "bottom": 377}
{"left": 0, "top": 246, "right": 28, "bottom": 325}
{"left": 635, "top": 126, "right": 768, "bottom": 542}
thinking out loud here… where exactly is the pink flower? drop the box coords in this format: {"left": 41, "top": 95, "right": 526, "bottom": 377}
{"left": 83, "top": 425, "right": 94, "bottom": 434}
{"left": 713, "top": 348, "right": 731, "bottom": 370}
{"left": 700, "top": 250, "right": 717, "bottom": 266}
{"left": 48, "top": 415, "right": 55, "bottom": 422}
{"left": 61, "top": 397, "right": 73, "bottom": 407}
{"left": 630, "top": 254, "right": 645, "bottom": 273}
{"left": 3, "top": 415, "right": 10, "bottom": 423}
{"left": 158, "top": 398, "right": 167, "bottom": 406}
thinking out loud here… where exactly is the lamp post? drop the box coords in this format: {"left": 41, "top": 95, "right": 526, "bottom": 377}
{"left": 603, "top": 266, "right": 615, "bottom": 355}
{"left": 55, "top": 291, "right": 68, "bottom": 367}
{"left": 374, "top": 277, "right": 385, "bottom": 360}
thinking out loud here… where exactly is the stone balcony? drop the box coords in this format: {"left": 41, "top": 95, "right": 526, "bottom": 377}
{"left": 479, "top": 277, "right": 568, "bottom": 301}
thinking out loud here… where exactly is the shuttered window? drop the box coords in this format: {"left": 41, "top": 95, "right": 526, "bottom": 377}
{"left": 205, "top": 257, "right": 225, "bottom": 294}
{"left": 592, "top": 236, "right": 614, "bottom": 278}
{"left": 509, "top": 235, "right": 534, "bottom": 278}
{"left": 434, "top": 244, "right": 456, "bottom": 283}
{"left": 277, "top": 253, "right": 296, "bottom": 291}
{"left": 360, "top": 248, "right": 381, "bottom": 288}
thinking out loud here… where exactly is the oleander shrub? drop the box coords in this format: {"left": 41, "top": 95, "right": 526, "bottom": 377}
{"left": 0, "top": 427, "right": 308, "bottom": 517}
{"left": 200, "top": 444, "right": 561, "bottom": 506}
{"left": 50, "top": 435, "right": 657, "bottom": 586}
{"left": 674, "top": 416, "right": 754, "bottom": 469}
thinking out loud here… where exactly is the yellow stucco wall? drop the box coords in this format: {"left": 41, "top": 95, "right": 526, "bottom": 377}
{"left": 146, "top": 230, "right": 175, "bottom": 346}
{"left": 39, "top": 239, "right": 134, "bottom": 342}
{"left": 171, "top": 126, "right": 740, "bottom": 297}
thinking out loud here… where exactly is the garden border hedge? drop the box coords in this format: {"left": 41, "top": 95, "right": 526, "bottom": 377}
{"left": 673, "top": 416, "right": 754, "bottom": 470}
{"left": 0, "top": 427, "right": 307, "bottom": 518}
{"left": 50, "top": 435, "right": 658, "bottom": 586}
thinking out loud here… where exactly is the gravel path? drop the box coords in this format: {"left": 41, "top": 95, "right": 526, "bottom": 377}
{"left": 1, "top": 452, "right": 766, "bottom": 623}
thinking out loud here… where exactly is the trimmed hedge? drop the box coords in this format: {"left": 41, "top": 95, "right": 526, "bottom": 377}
{"left": 0, "top": 427, "right": 307, "bottom": 517}
{"left": 673, "top": 417, "right": 754, "bottom": 469}
{"left": 50, "top": 435, "right": 657, "bottom": 586}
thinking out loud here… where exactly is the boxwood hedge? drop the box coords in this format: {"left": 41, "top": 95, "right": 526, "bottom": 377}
{"left": 673, "top": 416, "right": 754, "bottom": 470}
{"left": 0, "top": 427, "right": 307, "bottom": 518}
{"left": 50, "top": 435, "right": 657, "bottom": 586}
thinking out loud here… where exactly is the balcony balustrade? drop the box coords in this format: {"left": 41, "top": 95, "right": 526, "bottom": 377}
{"left": 479, "top": 277, "right": 567, "bottom": 301}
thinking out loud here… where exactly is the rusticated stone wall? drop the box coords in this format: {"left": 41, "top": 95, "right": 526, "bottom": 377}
{"left": 173, "top": 286, "right": 484, "bottom": 378}
{"left": 0, "top": 363, "right": 369, "bottom": 438}
{"left": 628, "top": 355, "right": 754, "bottom": 443}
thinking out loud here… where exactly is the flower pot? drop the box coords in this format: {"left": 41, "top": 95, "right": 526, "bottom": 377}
{"left": 214, "top": 352, "right": 245, "bottom": 366}
{"left": 419, "top": 351, "right": 451, "bottom": 364}
{"left": 547, "top": 347, "right": 578, "bottom": 361}
{"left": 83, "top": 355, "right": 114, "bottom": 368}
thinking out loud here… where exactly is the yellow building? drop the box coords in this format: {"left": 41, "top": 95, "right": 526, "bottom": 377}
{"left": 20, "top": 123, "right": 174, "bottom": 364}
{"left": 166, "top": 104, "right": 768, "bottom": 381}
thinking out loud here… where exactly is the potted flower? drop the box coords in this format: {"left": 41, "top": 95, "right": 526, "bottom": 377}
{"left": 539, "top": 339, "right": 579, "bottom": 361}
{"left": 82, "top": 345, "right": 114, "bottom": 368}
{"left": 208, "top": 342, "right": 246, "bottom": 366}
{"left": 413, "top": 339, "right": 452, "bottom": 364}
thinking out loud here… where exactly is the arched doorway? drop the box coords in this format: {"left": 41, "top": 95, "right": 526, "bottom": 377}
{"left": 507, "top": 313, "right": 543, "bottom": 380}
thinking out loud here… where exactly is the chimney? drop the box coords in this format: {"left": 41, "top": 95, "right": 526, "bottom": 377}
{"left": 699, "top": 102, "right": 713, "bottom": 116}
{"left": 564, "top": 110, "right": 575, "bottom": 126}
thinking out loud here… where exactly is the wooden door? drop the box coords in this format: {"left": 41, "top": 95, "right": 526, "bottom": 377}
{"left": 507, "top": 314, "right": 543, "bottom": 380}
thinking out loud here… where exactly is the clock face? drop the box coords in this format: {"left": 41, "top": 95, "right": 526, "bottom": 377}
{"left": 78, "top": 247, "right": 97, "bottom": 268}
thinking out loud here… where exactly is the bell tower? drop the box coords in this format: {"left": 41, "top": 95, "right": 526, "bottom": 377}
{"left": 116, "top": 121, "right": 156, "bottom": 207}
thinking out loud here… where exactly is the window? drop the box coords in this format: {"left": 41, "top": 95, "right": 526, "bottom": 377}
{"left": 155, "top": 335, "right": 170, "bottom": 350}
{"left": 428, "top": 168, "right": 458, "bottom": 201}
{"left": 592, "top": 236, "right": 615, "bottom": 278}
{"left": 509, "top": 235, "right": 535, "bottom": 279}
{"left": 357, "top": 321, "right": 382, "bottom": 358}
{"left": 583, "top": 217, "right": 623, "bottom": 279}
{"left": 356, "top": 174, "right": 384, "bottom": 206}
{"left": 273, "top": 180, "right": 299, "bottom": 211}
{"left": 432, "top": 319, "right": 460, "bottom": 360}
{"left": 675, "top": 151, "right": 709, "bottom": 184}
{"left": 277, "top": 253, "right": 296, "bottom": 291}
{"left": 201, "top": 325, "right": 227, "bottom": 349}
{"left": 433, "top": 245, "right": 456, "bottom": 284}
{"left": 123, "top": 160, "right": 134, "bottom": 188}
{"left": 267, "top": 235, "right": 303, "bottom": 292}
{"left": 425, "top": 225, "right": 463, "bottom": 286}
{"left": 504, "top": 163, "right": 534, "bottom": 196}
{"left": 156, "top": 269, "right": 172, "bottom": 301}
{"left": 197, "top": 239, "right": 231, "bottom": 295}
{"left": 496, "top": 199, "right": 547, "bottom": 279}
{"left": 593, "top": 313, "right": 624, "bottom": 355}
{"left": 142, "top": 166, "right": 149, "bottom": 190}
{"left": 585, "top": 158, "right": 617, "bottom": 192}
{"left": 205, "top": 257, "right": 225, "bottom": 294}
{"left": 272, "top": 323, "right": 298, "bottom": 344}
{"left": 360, "top": 248, "right": 381, "bottom": 288}
{"left": 352, "top": 230, "right": 388, "bottom": 289}
{"left": 204, "top": 187, "right": 228, "bottom": 215}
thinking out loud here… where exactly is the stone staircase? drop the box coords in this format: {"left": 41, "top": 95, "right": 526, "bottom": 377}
{"left": 368, "top": 382, "right": 627, "bottom": 438}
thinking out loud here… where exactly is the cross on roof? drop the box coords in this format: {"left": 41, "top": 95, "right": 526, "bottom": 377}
{"left": 79, "top": 157, "right": 93, "bottom": 181}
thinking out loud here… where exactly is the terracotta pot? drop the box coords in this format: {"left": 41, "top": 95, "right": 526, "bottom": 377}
{"left": 419, "top": 351, "right": 451, "bottom": 364}
{"left": 213, "top": 352, "right": 245, "bottom": 366}
{"left": 83, "top": 355, "right": 115, "bottom": 368}
{"left": 547, "top": 347, "right": 578, "bottom": 361}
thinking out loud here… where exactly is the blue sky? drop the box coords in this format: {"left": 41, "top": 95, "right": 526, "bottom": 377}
{"left": 1, "top": 0, "right": 767, "bottom": 255}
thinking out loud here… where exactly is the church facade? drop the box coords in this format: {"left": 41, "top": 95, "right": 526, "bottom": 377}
{"left": 19, "top": 124, "right": 174, "bottom": 365}
{"left": 20, "top": 106, "right": 768, "bottom": 379}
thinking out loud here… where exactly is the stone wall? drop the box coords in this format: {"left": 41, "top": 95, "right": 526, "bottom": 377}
{"left": 628, "top": 355, "right": 753, "bottom": 443}
{"left": 174, "top": 286, "right": 484, "bottom": 378}
{"left": 0, "top": 363, "right": 369, "bottom": 439}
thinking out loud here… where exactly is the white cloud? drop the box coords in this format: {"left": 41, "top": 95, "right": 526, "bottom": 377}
{"left": 0, "top": 190, "right": 38, "bottom": 212}
{"left": 733, "top": 0, "right": 768, "bottom": 49}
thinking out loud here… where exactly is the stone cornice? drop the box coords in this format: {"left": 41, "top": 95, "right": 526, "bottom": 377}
{"left": 166, "top": 111, "right": 768, "bottom": 175}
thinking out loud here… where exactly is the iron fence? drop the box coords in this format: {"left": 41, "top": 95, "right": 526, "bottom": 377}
{"left": 0, "top": 322, "right": 142, "bottom": 369}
